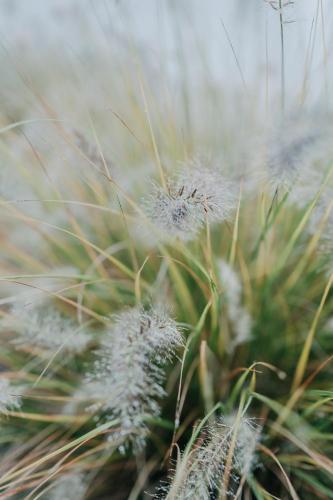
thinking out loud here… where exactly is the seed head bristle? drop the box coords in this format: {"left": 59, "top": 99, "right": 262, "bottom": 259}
{"left": 144, "top": 159, "right": 237, "bottom": 242}
{"left": 86, "top": 306, "right": 183, "bottom": 452}
{"left": 0, "top": 378, "right": 22, "bottom": 416}
{"left": 161, "top": 415, "right": 261, "bottom": 500}
{"left": 47, "top": 473, "right": 87, "bottom": 500}
{"left": 7, "top": 299, "right": 91, "bottom": 354}
{"left": 218, "top": 260, "right": 252, "bottom": 352}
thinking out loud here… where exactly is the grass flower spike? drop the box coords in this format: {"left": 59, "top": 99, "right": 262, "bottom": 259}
{"left": 162, "top": 415, "right": 261, "bottom": 499}
{"left": 265, "top": 112, "right": 331, "bottom": 194}
{"left": 87, "top": 306, "right": 183, "bottom": 452}
{"left": 144, "top": 160, "right": 237, "bottom": 242}
{"left": 47, "top": 473, "right": 87, "bottom": 500}
{"left": 308, "top": 196, "right": 333, "bottom": 257}
{"left": 218, "top": 260, "right": 252, "bottom": 352}
{"left": 8, "top": 300, "right": 91, "bottom": 354}
{"left": 0, "top": 378, "right": 22, "bottom": 415}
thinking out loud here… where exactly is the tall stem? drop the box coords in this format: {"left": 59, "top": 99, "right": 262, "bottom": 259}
{"left": 279, "top": 0, "right": 285, "bottom": 112}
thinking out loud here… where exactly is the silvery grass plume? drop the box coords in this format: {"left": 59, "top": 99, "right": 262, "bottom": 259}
{"left": 7, "top": 300, "right": 91, "bottom": 354}
{"left": 160, "top": 415, "right": 261, "bottom": 499}
{"left": 45, "top": 473, "right": 87, "bottom": 500}
{"left": 86, "top": 306, "right": 183, "bottom": 453}
{"left": 308, "top": 195, "right": 333, "bottom": 258}
{"left": 143, "top": 160, "right": 237, "bottom": 242}
{"left": 324, "top": 316, "right": 333, "bottom": 331}
{"left": 0, "top": 268, "right": 79, "bottom": 306}
{"left": 0, "top": 378, "right": 22, "bottom": 415}
{"left": 218, "top": 260, "right": 252, "bottom": 352}
{"left": 62, "top": 381, "right": 103, "bottom": 416}
{"left": 264, "top": 111, "right": 332, "bottom": 195}
{"left": 288, "top": 170, "right": 331, "bottom": 210}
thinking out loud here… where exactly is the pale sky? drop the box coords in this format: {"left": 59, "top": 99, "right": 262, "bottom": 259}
{"left": 1, "top": 0, "right": 332, "bottom": 107}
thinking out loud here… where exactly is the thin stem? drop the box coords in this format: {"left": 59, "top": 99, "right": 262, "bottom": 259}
{"left": 292, "top": 270, "right": 333, "bottom": 391}
{"left": 279, "top": 0, "right": 285, "bottom": 112}
{"left": 320, "top": 0, "right": 329, "bottom": 100}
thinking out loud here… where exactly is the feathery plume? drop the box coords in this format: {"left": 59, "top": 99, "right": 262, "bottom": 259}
{"left": 218, "top": 260, "right": 252, "bottom": 352}
{"left": 288, "top": 169, "right": 330, "bottom": 209}
{"left": 324, "top": 316, "right": 333, "bottom": 332}
{"left": 0, "top": 378, "right": 22, "bottom": 415}
{"left": 264, "top": 111, "right": 332, "bottom": 194}
{"left": 47, "top": 473, "right": 87, "bottom": 500}
{"left": 308, "top": 196, "right": 333, "bottom": 258}
{"left": 62, "top": 380, "right": 110, "bottom": 417}
{"left": 224, "top": 415, "right": 260, "bottom": 476}
{"left": 87, "top": 306, "right": 183, "bottom": 452}
{"left": 161, "top": 415, "right": 261, "bottom": 499}
{"left": 144, "top": 159, "right": 237, "bottom": 242}
{"left": 7, "top": 300, "right": 91, "bottom": 354}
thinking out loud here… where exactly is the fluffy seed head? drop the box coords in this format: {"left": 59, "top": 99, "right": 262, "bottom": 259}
{"left": 218, "top": 261, "right": 242, "bottom": 317}
{"left": 162, "top": 415, "right": 261, "bottom": 500}
{"left": 144, "top": 160, "right": 237, "bottom": 242}
{"left": 0, "top": 378, "right": 22, "bottom": 415}
{"left": 288, "top": 168, "right": 329, "bottom": 209}
{"left": 324, "top": 316, "right": 333, "bottom": 332}
{"left": 8, "top": 300, "right": 91, "bottom": 353}
{"left": 218, "top": 260, "right": 252, "bottom": 351}
{"left": 87, "top": 306, "right": 183, "bottom": 452}
{"left": 224, "top": 415, "right": 261, "bottom": 475}
{"left": 308, "top": 196, "right": 333, "bottom": 259}
{"left": 48, "top": 473, "right": 86, "bottom": 500}
{"left": 264, "top": 112, "right": 332, "bottom": 194}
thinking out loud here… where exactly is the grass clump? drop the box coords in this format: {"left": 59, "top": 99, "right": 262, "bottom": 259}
{"left": 0, "top": 2, "right": 333, "bottom": 498}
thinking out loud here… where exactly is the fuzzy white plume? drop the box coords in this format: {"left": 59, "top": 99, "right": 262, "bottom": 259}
{"left": 218, "top": 260, "right": 252, "bottom": 352}
{"left": 47, "top": 473, "right": 87, "bottom": 500}
{"left": 7, "top": 300, "right": 91, "bottom": 354}
{"left": 0, "top": 378, "right": 22, "bottom": 415}
{"left": 87, "top": 306, "right": 183, "bottom": 452}
{"left": 264, "top": 111, "right": 332, "bottom": 194}
{"left": 307, "top": 194, "right": 333, "bottom": 259}
{"left": 162, "top": 415, "right": 261, "bottom": 499}
{"left": 143, "top": 160, "right": 237, "bottom": 242}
